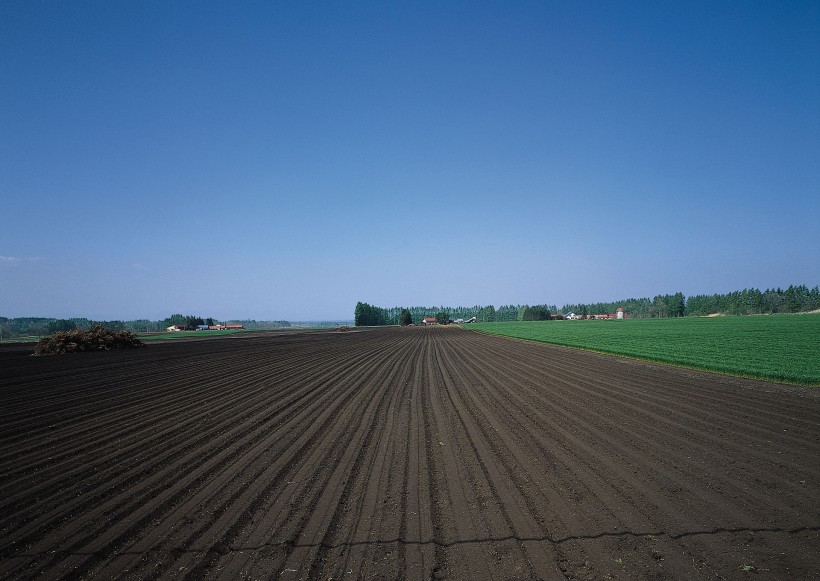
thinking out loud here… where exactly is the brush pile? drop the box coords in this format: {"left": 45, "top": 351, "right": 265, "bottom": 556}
{"left": 34, "top": 325, "right": 143, "bottom": 355}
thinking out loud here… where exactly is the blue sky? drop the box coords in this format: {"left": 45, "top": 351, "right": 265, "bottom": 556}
{"left": 2, "top": 1, "right": 818, "bottom": 321}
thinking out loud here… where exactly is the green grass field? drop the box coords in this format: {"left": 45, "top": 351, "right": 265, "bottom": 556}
{"left": 470, "top": 314, "right": 820, "bottom": 386}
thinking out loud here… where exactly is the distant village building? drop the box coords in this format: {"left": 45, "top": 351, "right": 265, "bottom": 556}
{"left": 588, "top": 310, "right": 629, "bottom": 320}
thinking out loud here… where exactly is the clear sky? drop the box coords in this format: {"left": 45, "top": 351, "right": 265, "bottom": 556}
{"left": 2, "top": 1, "right": 818, "bottom": 321}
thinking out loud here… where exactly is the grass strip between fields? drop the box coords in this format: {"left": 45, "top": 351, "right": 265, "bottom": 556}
{"left": 468, "top": 314, "right": 820, "bottom": 386}
{"left": 138, "top": 329, "right": 246, "bottom": 341}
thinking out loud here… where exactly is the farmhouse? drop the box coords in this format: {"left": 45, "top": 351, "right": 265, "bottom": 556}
{"left": 422, "top": 317, "right": 437, "bottom": 325}
{"left": 590, "top": 308, "right": 629, "bottom": 320}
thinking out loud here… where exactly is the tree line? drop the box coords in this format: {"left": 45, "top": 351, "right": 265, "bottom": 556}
{"left": 562, "top": 286, "right": 819, "bottom": 318}
{"left": 0, "top": 315, "right": 293, "bottom": 340}
{"left": 354, "top": 302, "right": 560, "bottom": 326}
{"left": 0, "top": 317, "right": 138, "bottom": 339}
{"left": 560, "top": 294, "right": 686, "bottom": 319}
{"left": 685, "top": 285, "right": 820, "bottom": 316}
{"left": 355, "top": 284, "right": 819, "bottom": 326}
{"left": 159, "top": 314, "right": 290, "bottom": 331}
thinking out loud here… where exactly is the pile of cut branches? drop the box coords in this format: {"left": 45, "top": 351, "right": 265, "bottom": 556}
{"left": 34, "top": 325, "right": 143, "bottom": 355}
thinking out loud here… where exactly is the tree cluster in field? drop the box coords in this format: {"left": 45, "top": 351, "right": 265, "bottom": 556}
{"left": 162, "top": 314, "right": 217, "bottom": 330}
{"left": 353, "top": 302, "right": 391, "bottom": 326}
{"left": 33, "top": 325, "right": 143, "bottom": 355}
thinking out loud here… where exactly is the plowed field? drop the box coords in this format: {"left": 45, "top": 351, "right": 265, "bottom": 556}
{"left": 1, "top": 327, "right": 818, "bottom": 580}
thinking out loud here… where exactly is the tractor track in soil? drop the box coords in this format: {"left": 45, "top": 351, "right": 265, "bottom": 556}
{"left": 0, "top": 326, "right": 817, "bottom": 580}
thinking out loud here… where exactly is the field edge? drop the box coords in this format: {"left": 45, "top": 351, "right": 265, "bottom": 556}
{"left": 464, "top": 326, "right": 820, "bottom": 388}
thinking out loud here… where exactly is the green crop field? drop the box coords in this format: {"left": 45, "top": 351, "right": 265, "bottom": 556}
{"left": 470, "top": 314, "right": 820, "bottom": 386}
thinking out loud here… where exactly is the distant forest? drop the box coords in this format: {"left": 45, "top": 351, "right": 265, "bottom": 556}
{"left": 354, "top": 303, "right": 546, "bottom": 326}
{"left": 356, "top": 284, "right": 820, "bottom": 326}
{"left": 0, "top": 314, "right": 292, "bottom": 340}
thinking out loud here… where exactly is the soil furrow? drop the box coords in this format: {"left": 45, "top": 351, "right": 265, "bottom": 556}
{"left": 1, "top": 327, "right": 817, "bottom": 580}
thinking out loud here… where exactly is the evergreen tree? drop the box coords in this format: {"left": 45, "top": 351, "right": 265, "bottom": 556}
{"left": 479, "top": 305, "right": 496, "bottom": 322}
{"left": 650, "top": 296, "right": 669, "bottom": 318}
{"left": 785, "top": 285, "right": 801, "bottom": 313}
{"left": 522, "top": 305, "right": 551, "bottom": 321}
{"left": 185, "top": 316, "right": 205, "bottom": 330}
{"left": 674, "top": 292, "right": 686, "bottom": 317}
{"left": 163, "top": 314, "right": 187, "bottom": 328}
{"left": 400, "top": 309, "right": 412, "bottom": 326}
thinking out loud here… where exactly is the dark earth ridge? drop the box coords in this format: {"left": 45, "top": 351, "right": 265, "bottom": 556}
{"left": 1, "top": 326, "right": 817, "bottom": 579}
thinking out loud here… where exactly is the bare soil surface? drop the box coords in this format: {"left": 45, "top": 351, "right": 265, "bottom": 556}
{"left": 1, "top": 326, "right": 818, "bottom": 580}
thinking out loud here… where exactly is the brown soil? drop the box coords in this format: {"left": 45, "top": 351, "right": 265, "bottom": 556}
{"left": 1, "top": 327, "right": 817, "bottom": 580}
